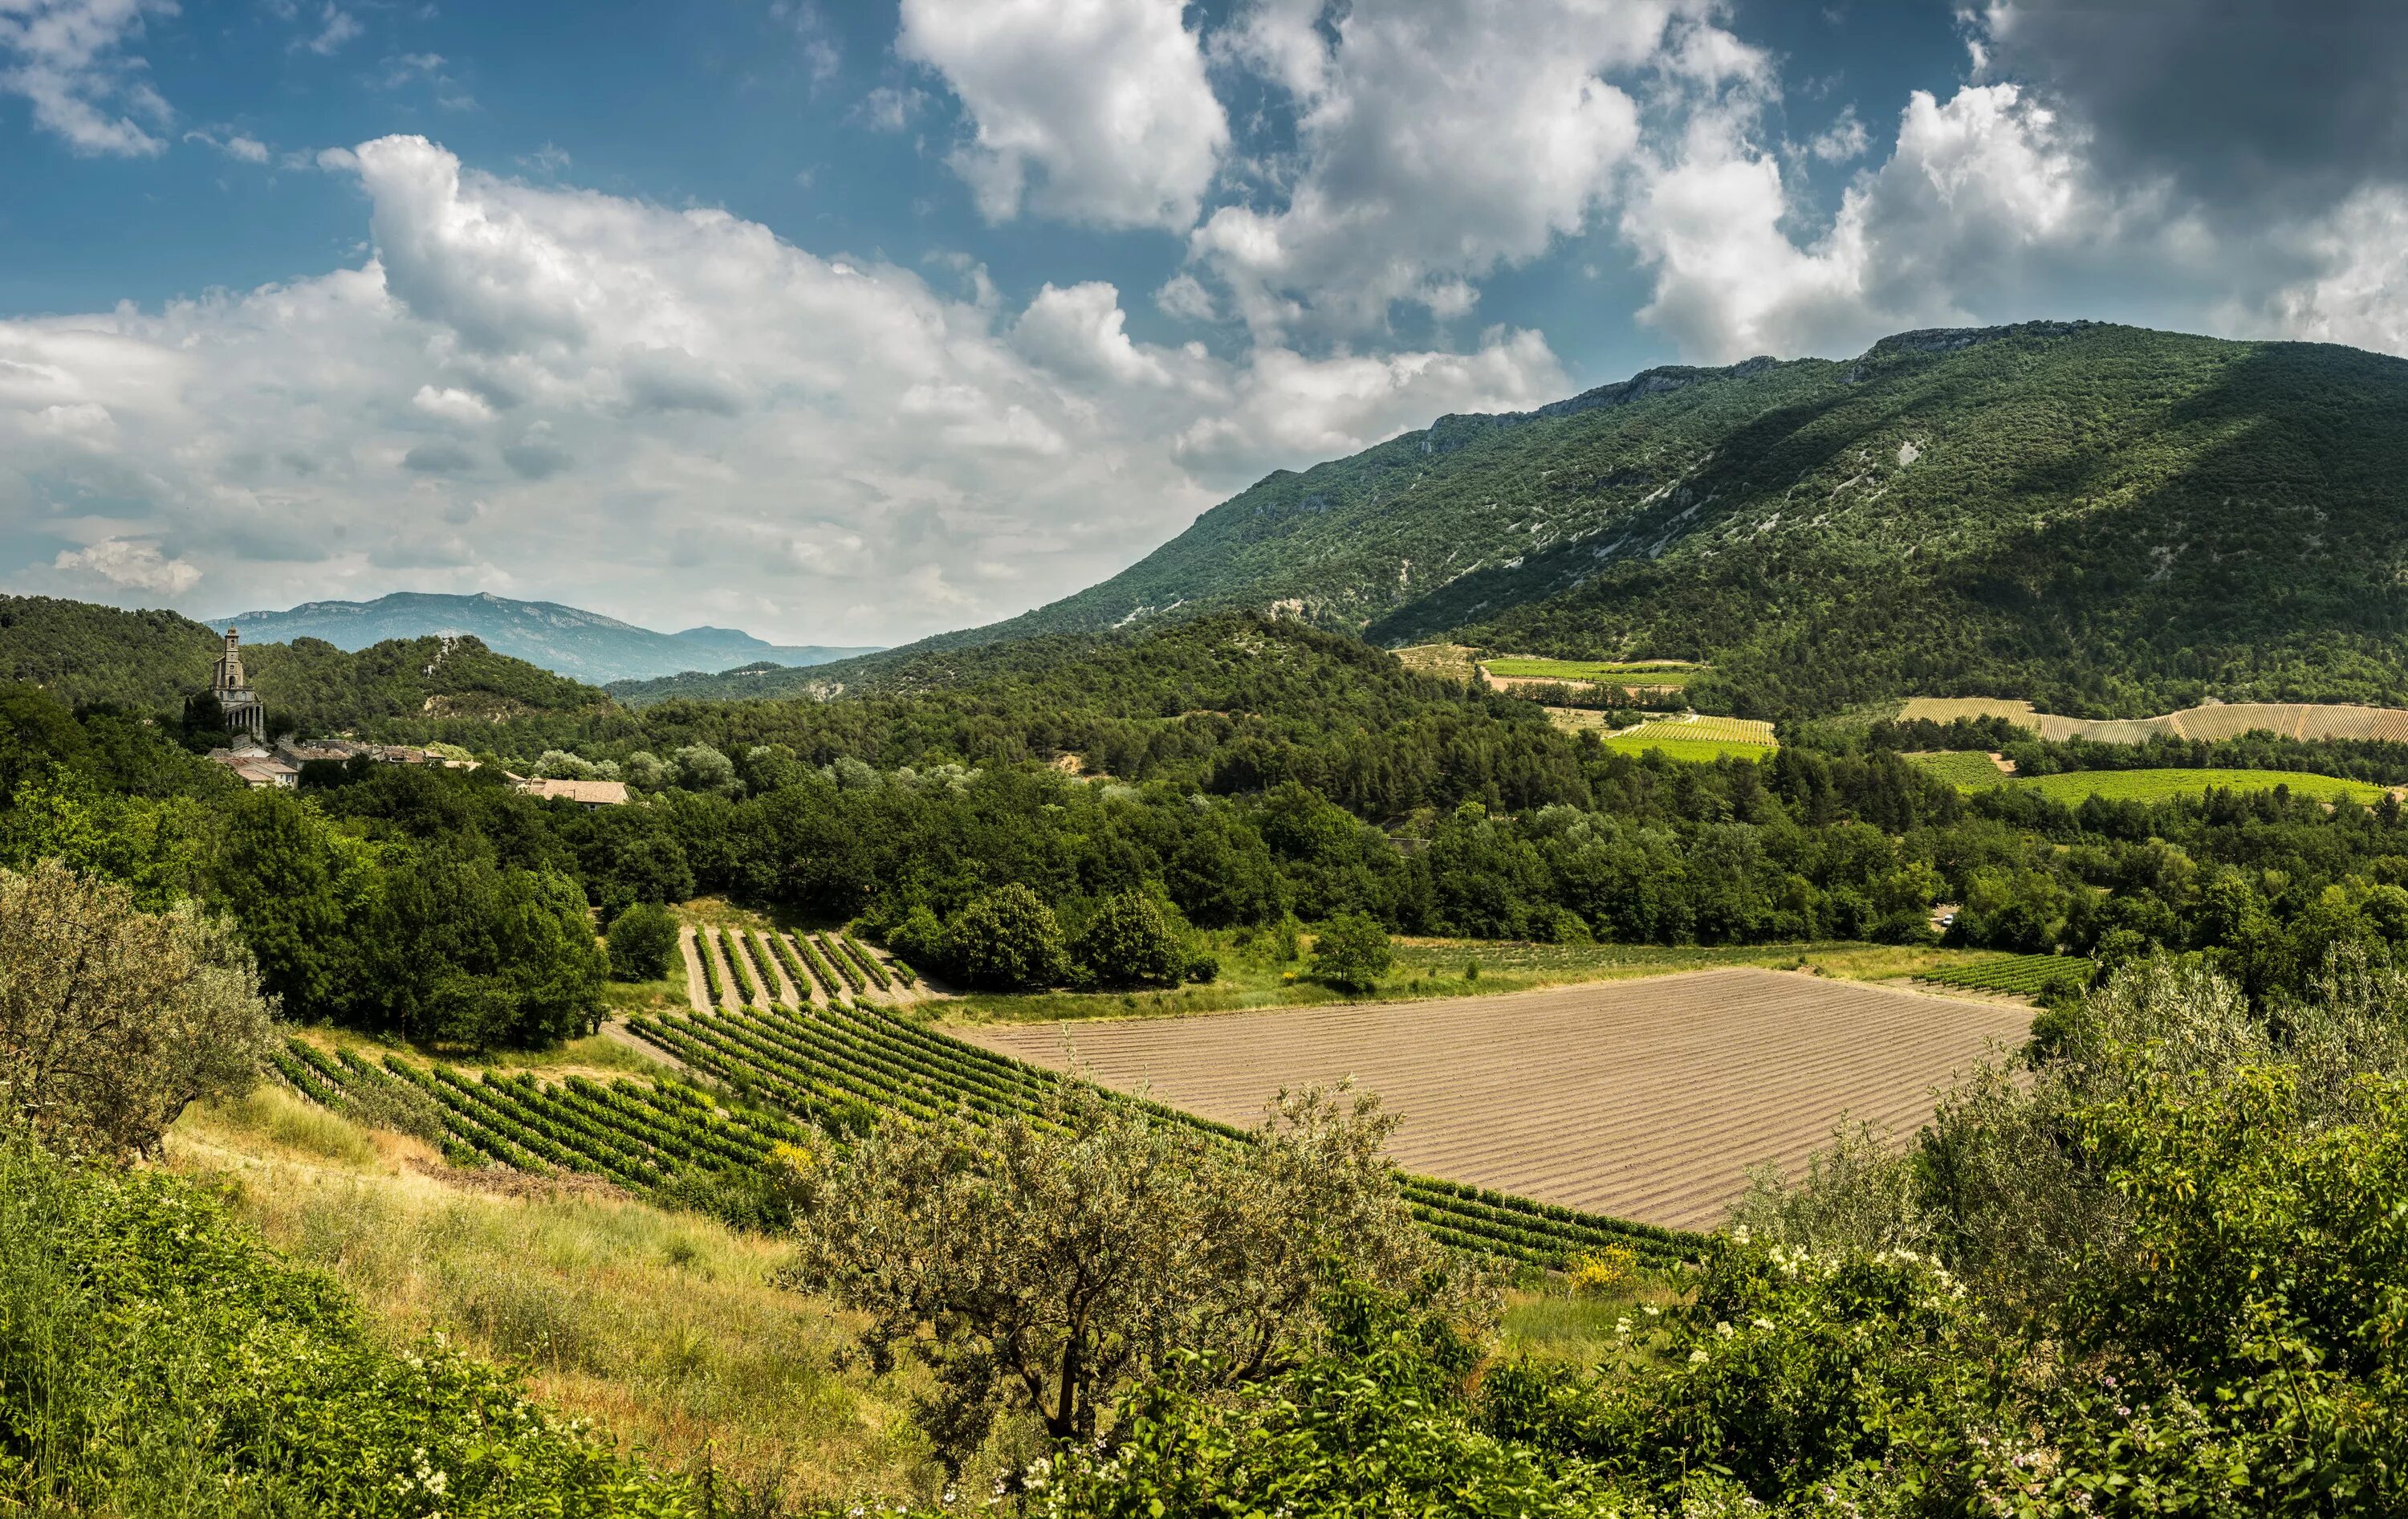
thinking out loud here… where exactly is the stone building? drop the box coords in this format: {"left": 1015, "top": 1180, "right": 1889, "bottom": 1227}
{"left": 210, "top": 627, "right": 265, "bottom": 742}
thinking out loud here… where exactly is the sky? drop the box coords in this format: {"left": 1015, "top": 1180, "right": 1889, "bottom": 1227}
{"left": 3, "top": 1, "right": 2405, "bottom": 647}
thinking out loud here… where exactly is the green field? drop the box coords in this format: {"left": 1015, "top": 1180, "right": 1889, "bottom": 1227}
{"left": 1905, "top": 750, "right": 2015, "bottom": 787}
{"left": 2006, "top": 768, "right": 2390, "bottom": 805}
{"left": 1485, "top": 658, "right": 1705, "bottom": 686}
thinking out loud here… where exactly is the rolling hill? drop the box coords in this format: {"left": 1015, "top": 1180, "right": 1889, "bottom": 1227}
{"left": 789, "top": 321, "right": 2408, "bottom": 719}
{"left": 208, "top": 593, "right": 878, "bottom": 684}
{"left": 0, "top": 594, "right": 608, "bottom": 731}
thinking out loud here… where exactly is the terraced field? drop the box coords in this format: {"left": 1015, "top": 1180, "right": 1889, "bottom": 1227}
{"left": 958, "top": 968, "right": 2028, "bottom": 1232}
{"left": 1483, "top": 657, "right": 1705, "bottom": 690}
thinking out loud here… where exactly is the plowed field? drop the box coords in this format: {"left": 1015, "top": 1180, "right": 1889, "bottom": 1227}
{"left": 957, "top": 968, "right": 2029, "bottom": 1231}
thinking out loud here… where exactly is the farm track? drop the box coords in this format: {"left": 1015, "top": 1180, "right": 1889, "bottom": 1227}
{"left": 677, "top": 927, "right": 714, "bottom": 1014}
{"left": 957, "top": 969, "right": 2030, "bottom": 1231}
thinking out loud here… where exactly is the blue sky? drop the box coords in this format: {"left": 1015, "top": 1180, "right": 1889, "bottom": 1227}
{"left": 2, "top": 1, "right": 2402, "bottom": 645}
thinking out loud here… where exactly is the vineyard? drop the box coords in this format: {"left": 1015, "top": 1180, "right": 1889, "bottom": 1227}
{"left": 1905, "top": 750, "right": 2013, "bottom": 788}
{"left": 1601, "top": 713, "right": 1779, "bottom": 762}
{"left": 1483, "top": 658, "right": 1705, "bottom": 687}
{"left": 620, "top": 998, "right": 1696, "bottom": 1269}
{"left": 266, "top": 1036, "right": 799, "bottom": 1187}
{"left": 1918, "top": 953, "right": 2096, "bottom": 998}
{"left": 2005, "top": 768, "right": 2389, "bottom": 805}
{"left": 269, "top": 983, "right": 1701, "bottom": 1272}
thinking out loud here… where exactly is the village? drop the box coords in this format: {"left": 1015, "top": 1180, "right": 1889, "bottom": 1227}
{"left": 197, "top": 627, "right": 627, "bottom": 805}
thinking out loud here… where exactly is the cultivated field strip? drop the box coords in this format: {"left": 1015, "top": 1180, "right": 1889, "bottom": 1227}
{"left": 622, "top": 999, "right": 1696, "bottom": 1269}
{"left": 269, "top": 1036, "right": 800, "bottom": 1186}
{"left": 958, "top": 969, "right": 2031, "bottom": 1232}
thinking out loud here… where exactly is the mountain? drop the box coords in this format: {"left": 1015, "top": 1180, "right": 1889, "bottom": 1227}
{"left": 206, "top": 593, "right": 878, "bottom": 685}
{"left": 803, "top": 321, "right": 2408, "bottom": 720}
{"left": 0, "top": 594, "right": 608, "bottom": 731}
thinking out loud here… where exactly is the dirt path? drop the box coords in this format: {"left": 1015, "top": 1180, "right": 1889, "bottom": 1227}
{"left": 958, "top": 967, "right": 2031, "bottom": 1232}
{"left": 677, "top": 926, "right": 714, "bottom": 1013}
{"left": 755, "top": 931, "right": 806, "bottom": 1006}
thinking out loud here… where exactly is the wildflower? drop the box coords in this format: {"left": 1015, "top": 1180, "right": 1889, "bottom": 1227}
{"left": 1689, "top": 1348, "right": 1709, "bottom": 1364}
{"left": 1751, "top": 1317, "right": 1773, "bottom": 1330}
{"left": 1716, "top": 1321, "right": 1734, "bottom": 1338}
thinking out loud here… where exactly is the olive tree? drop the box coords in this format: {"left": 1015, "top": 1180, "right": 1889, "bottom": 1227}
{"left": 791, "top": 1081, "right": 1471, "bottom": 1466}
{"left": 0, "top": 859, "right": 275, "bottom": 1156}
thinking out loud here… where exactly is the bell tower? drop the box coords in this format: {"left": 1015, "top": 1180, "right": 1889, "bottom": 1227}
{"left": 211, "top": 627, "right": 265, "bottom": 742}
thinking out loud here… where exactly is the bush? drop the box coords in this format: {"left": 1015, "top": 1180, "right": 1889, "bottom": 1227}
{"left": 0, "top": 1139, "right": 695, "bottom": 1514}
{"left": 1070, "top": 892, "right": 1187, "bottom": 989}
{"left": 944, "top": 885, "right": 1068, "bottom": 991}
{"left": 1308, "top": 912, "right": 1393, "bottom": 992}
{"left": 604, "top": 902, "right": 679, "bottom": 981}
{"left": 0, "top": 859, "right": 273, "bottom": 1156}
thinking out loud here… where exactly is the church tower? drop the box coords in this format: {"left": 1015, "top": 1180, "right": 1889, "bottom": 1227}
{"left": 212, "top": 627, "right": 265, "bottom": 742}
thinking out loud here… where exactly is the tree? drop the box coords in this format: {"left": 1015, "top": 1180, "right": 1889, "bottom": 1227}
{"left": 1071, "top": 891, "right": 1186, "bottom": 988}
{"left": 792, "top": 1083, "right": 1464, "bottom": 1467}
{"left": 605, "top": 902, "right": 679, "bottom": 981}
{"left": 1308, "top": 912, "right": 1393, "bottom": 992}
{"left": 0, "top": 859, "right": 273, "bottom": 1156}
{"left": 945, "top": 883, "right": 1068, "bottom": 991}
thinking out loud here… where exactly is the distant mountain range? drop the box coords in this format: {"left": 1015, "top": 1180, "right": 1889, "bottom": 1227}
{"left": 668, "top": 320, "right": 2408, "bottom": 719}
{"left": 205, "top": 593, "right": 879, "bottom": 685}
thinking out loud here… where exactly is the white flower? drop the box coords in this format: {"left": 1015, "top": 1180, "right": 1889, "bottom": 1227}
{"left": 1689, "top": 1348, "right": 1710, "bottom": 1364}
{"left": 1716, "top": 1321, "right": 1734, "bottom": 1338}
{"left": 1751, "top": 1317, "right": 1774, "bottom": 1331}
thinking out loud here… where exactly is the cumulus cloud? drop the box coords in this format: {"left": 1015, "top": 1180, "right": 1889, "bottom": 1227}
{"left": 54, "top": 536, "right": 199, "bottom": 594}
{"left": 898, "top": 0, "right": 1227, "bottom": 229}
{"left": 1621, "top": 82, "right": 2128, "bottom": 360}
{"left": 0, "top": 0, "right": 176, "bottom": 157}
{"left": 1188, "top": 0, "right": 1725, "bottom": 338}
{"left": 2, "top": 136, "right": 1556, "bottom": 642}
{"left": 2250, "top": 185, "right": 2408, "bottom": 357}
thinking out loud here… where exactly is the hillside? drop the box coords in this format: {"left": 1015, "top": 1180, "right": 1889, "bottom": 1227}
{"left": 211, "top": 592, "right": 878, "bottom": 684}
{"left": 830, "top": 322, "right": 2408, "bottom": 719}
{"left": 0, "top": 594, "right": 609, "bottom": 731}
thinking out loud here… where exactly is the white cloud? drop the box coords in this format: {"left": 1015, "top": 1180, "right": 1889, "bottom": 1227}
{"left": 2, "top": 136, "right": 1552, "bottom": 642}
{"left": 185, "top": 128, "right": 269, "bottom": 162}
{"left": 1014, "top": 282, "right": 1173, "bottom": 386}
{"left": 0, "top": 0, "right": 175, "bottom": 157}
{"left": 1805, "top": 105, "right": 1868, "bottom": 164}
{"left": 1621, "top": 82, "right": 2113, "bottom": 360}
{"left": 1173, "top": 328, "right": 1568, "bottom": 477}
{"left": 898, "top": 0, "right": 1228, "bottom": 230}
{"left": 2252, "top": 184, "right": 2408, "bottom": 357}
{"left": 55, "top": 536, "right": 200, "bottom": 594}
{"left": 858, "top": 84, "right": 925, "bottom": 132}
{"left": 1190, "top": 0, "right": 1715, "bottom": 338}
{"left": 298, "top": 2, "right": 358, "bottom": 55}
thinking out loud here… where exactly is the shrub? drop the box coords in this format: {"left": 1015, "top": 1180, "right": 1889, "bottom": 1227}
{"left": 0, "top": 859, "right": 273, "bottom": 1156}
{"left": 944, "top": 884, "right": 1069, "bottom": 991}
{"left": 1309, "top": 913, "right": 1393, "bottom": 992}
{"left": 1070, "top": 892, "right": 1187, "bottom": 989}
{"left": 604, "top": 902, "right": 678, "bottom": 981}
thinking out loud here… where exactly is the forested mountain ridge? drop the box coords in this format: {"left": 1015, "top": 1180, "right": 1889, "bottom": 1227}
{"left": 210, "top": 591, "right": 878, "bottom": 684}
{"left": 0, "top": 594, "right": 608, "bottom": 732}
{"left": 752, "top": 321, "right": 2408, "bottom": 719}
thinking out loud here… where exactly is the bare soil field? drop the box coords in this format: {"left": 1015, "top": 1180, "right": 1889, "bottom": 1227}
{"left": 1898, "top": 696, "right": 2408, "bottom": 743}
{"left": 958, "top": 968, "right": 2030, "bottom": 1232}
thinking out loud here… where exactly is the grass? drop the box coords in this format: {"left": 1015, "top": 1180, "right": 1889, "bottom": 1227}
{"left": 1499, "top": 1277, "right": 1686, "bottom": 1366}
{"left": 1601, "top": 733, "right": 1774, "bottom": 764}
{"left": 2005, "top": 768, "right": 2390, "bottom": 805}
{"left": 169, "top": 1086, "right": 939, "bottom": 1509}
{"left": 945, "top": 937, "right": 1999, "bottom": 1025}
{"left": 1484, "top": 658, "right": 1706, "bottom": 686}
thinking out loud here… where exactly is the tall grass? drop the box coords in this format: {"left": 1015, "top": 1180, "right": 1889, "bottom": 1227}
{"left": 170, "top": 1092, "right": 938, "bottom": 1507}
